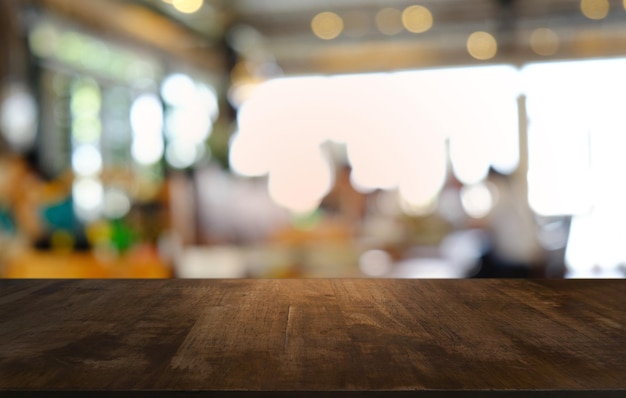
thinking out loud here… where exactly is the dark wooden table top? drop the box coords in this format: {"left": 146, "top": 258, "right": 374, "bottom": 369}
{"left": 0, "top": 279, "right": 624, "bottom": 397}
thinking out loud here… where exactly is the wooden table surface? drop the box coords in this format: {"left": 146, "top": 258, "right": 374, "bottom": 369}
{"left": 0, "top": 279, "right": 624, "bottom": 397}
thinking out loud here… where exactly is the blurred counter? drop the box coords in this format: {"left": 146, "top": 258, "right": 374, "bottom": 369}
{"left": 1, "top": 247, "right": 171, "bottom": 278}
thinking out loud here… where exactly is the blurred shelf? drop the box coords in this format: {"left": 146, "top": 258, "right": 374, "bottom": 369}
{"left": 2, "top": 248, "right": 172, "bottom": 278}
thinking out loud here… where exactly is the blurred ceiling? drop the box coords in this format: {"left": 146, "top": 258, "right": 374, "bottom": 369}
{"left": 21, "top": 0, "right": 626, "bottom": 74}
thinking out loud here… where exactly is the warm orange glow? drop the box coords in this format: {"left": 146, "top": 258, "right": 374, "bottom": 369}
{"left": 402, "top": 5, "right": 433, "bottom": 33}
{"left": 311, "top": 12, "right": 344, "bottom": 40}
{"left": 580, "top": 0, "right": 609, "bottom": 20}
{"left": 467, "top": 31, "right": 497, "bottom": 60}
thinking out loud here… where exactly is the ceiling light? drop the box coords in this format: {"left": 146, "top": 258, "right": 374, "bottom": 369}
{"left": 311, "top": 12, "right": 344, "bottom": 40}
{"left": 172, "top": 0, "right": 203, "bottom": 14}
{"left": 402, "top": 5, "right": 433, "bottom": 34}
{"left": 530, "top": 28, "right": 560, "bottom": 56}
{"left": 580, "top": 0, "right": 609, "bottom": 20}
{"left": 467, "top": 31, "right": 498, "bottom": 60}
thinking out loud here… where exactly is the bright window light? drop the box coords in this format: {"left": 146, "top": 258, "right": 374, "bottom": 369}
{"left": 460, "top": 182, "right": 494, "bottom": 219}
{"left": 228, "top": 130, "right": 272, "bottom": 177}
{"left": 166, "top": 139, "right": 202, "bottom": 169}
{"left": 161, "top": 73, "right": 196, "bottom": 106}
{"left": 130, "top": 93, "right": 163, "bottom": 165}
{"left": 523, "top": 57, "right": 626, "bottom": 277}
{"left": 0, "top": 83, "right": 38, "bottom": 152}
{"left": 102, "top": 187, "right": 131, "bottom": 219}
{"left": 267, "top": 146, "right": 334, "bottom": 214}
{"left": 393, "top": 65, "right": 520, "bottom": 179}
{"left": 161, "top": 75, "right": 217, "bottom": 169}
{"left": 235, "top": 66, "right": 520, "bottom": 213}
{"left": 71, "top": 144, "right": 102, "bottom": 176}
{"left": 73, "top": 177, "right": 103, "bottom": 222}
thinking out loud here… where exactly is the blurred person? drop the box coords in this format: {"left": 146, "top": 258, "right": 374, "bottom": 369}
{"left": 0, "top": 155, "right": 39, "bottom": 239}
{"left": 0, "top": 155, "right": 21, "bottom": 233}
{"left": 0, "top": 154, "right": 22, "bottom": 270}
{"left": 0, "top": 154, "right": 39, "bottom": 272}
{"left": 437, "top": 173, "right": 490, "bottom": 277}
{"left": 194, "top": 165, "right": 290, "bottom": 244}
{"left": 320, "top": 165, "right": 367, "bottom": 231}
{"left": 475, "top": 168, "right": 546, "bottom": 277}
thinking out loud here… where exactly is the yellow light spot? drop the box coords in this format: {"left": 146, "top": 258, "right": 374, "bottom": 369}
{"left": 530, "top": 28, "right": 560, "bottom": 56}
{"left": 28, "top": 22, "right": 58, "bottom": 57}
{"left": 311, "top": 12, "right": 344, "bottom": 40}
{"left": 86, "top": 220, "right": 112, "bottom": 246}
{"left": 375, "top": 8, "right": 403, "bottom": 36}
{"left": 172, "top": 0, "right": 203, "bottom": 14}
{"left": 467, "top": 31, "right": 498, "bottom": 60}
{"left": 580, "top": 0, "right": 609, "bottom": 20}
{"left": 402, "top": 5, "right": 433, "bottom": 34}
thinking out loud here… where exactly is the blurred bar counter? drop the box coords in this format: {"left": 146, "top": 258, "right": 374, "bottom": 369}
{"left": 0, "top": 279, "right": 624, "bottom": 397}
{"left": 1, "top": 247, "right": 171, "bottom": 278}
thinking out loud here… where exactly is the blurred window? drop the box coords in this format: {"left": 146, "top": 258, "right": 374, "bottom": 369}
{"left": 232, "top": 66, "right": 520, "bottom": 214}
{"left": 523, "top": 58, "right": 626, "bottom": 277}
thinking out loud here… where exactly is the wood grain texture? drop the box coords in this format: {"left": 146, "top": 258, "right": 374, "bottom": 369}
{"left": 0, "top": 279, "right": 624, "bottom": 396}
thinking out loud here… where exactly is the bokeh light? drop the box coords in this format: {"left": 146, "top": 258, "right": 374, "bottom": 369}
{"left": 161, "top": 73, "right": 196, "bottom": 106}
{"left": 130, "top": 93, "right": 164, "bottom": 165}
{"left": 0, "top": 83, "right": 38, "bottom": 152}
{"left": 402, "top": 5, "right": 433, "bottom": 34}
{"left": 71, "top": 80, "right": 101, "bottom": 118}
{"left": 460, "top": 183, "right": 494, "bottom": 218}
{"left": 102, "top": 187, "right": 131, "bottom": 219}
{"left": 530, "top": 28, "right": 560, "bottom": 56}
{"left": 172, "top": 0, "right": 203, "bottom": 14}
{"left": 198, "top": 83, "right": 219, "bottom": 122}
{"left": 359, "top": 249, "right": 393, "bottom": 276}
{"left": 467, "top": 31, "right": 498, "bottom": 60}
{"left": 73, "top": 177, "right": 104, "bottom": 222}
{"left": 311, "top": 12, "right": 344, "bottom": 40}
{"left": 28, "top": 22, "right": 58, "bottom": 58}
{"left": 72, "top": 144, "right": 103, "bottom": 176}
{"left": 267, "top": 147, "right": 334, "bottom": 214}
{"left": 161, "top": 75, "right": 217, "bottom": 169}
{"left": 166, "top": 140, "right": 203, "bottom": 169}
{"left": 70, "top": 77, "right": 102, "bottom": 165}
{"left": 580, "top": 0, "right": 609, "bottom": 20}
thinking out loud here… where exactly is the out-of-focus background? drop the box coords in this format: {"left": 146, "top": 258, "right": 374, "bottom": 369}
{"left": 1, "top": 0, "right": 625, "bottom": 279}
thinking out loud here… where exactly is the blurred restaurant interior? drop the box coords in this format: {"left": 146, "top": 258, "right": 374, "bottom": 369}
{"left": 1, "top": 0, "right": 626, "bottom": 279}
